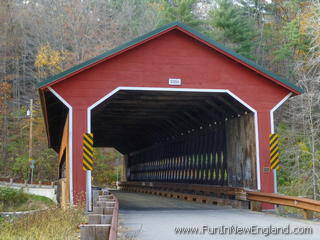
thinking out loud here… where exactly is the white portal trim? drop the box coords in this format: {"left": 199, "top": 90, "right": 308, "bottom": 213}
{"left": 87, "top": 86, "right": 261, "bottom": 190}
{"left": 48, "top": 87, "right": 73, "bottom": 205}
{"left": 270, "top": 93, "right": 292, "bottom": 133}
{"left": 270, "top": 92, "right": 292, "bottom": 193}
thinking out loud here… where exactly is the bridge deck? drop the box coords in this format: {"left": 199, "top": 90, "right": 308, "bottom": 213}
{"left": 114, "top": 191, "right": 320, "bottom": 240}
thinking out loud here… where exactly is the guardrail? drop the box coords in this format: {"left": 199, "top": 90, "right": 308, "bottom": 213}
{"left": 120, "top": 181, "right": 243, "bottom": 196}
{"left": 120, "top": 181, "right": 320, "bottom": 219}
{"left": 0, "top": 177, "right": 55, "bottom": 186}
{"left": 246, "top": 191, "right": 320, "bottom": 219}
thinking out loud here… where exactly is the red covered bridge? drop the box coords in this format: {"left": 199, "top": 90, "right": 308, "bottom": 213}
{"left": 38, "top": 22, "right": 302, "bottom": 209}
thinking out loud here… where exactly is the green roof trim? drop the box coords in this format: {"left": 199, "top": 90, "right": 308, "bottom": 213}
{"left": 37, "top": 21, "right": 303, "bottom": 94}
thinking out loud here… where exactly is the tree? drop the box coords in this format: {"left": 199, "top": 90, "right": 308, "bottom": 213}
{"left": 278, "top": 0, "right": 320, "bottom": 200}
{"left": 0, "top": 82, "right": 12, "bottom": 167}
{"left": 207, "top": 0, "right": 257, "bottom": 59}
{"left": 0, "top": 0, "right": 162, "bottom": 182}
{"left": 109, "top": 0, "right": 162, "bottom": 43}
{"left": 35, "top": 44, "right": 68, "bottom": 79}
{"left": 92, "top": 148, "right": 122, "bottom": 186}
{"left": 159, "top": 0, "right": 202, "bottom": 27}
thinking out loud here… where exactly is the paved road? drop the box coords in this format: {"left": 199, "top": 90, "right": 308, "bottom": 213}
{"left": 113, "top": 191, "right": 320, "bottom": 240}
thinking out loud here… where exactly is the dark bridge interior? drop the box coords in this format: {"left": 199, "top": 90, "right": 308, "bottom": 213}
{"left": 92, "top": 90, "right": 249, "bottom": 152}
{"left": 91, "top": 90, "right": 257, "bottom": 188}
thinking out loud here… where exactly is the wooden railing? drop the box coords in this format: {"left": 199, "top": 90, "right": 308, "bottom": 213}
{"left": 119, "top": 181, "right": 248, "bottom": 208}
{"left": 120, "top": 181, "right": 243, "bottom": 196}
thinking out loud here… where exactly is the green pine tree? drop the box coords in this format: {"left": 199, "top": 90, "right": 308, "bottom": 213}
{"left": 159, "top": 0, "right": 201, "bottom": 28}
{"left": 207, "top": 0, "right": 257, "bottom": 60}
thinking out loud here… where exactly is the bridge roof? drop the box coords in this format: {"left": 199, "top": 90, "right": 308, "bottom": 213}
{"left": 37, "top": 21, "right": 303, "bottom": 95}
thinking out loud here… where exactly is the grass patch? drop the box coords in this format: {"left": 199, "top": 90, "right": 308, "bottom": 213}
{"left": 0, "top": 187, "right": 54, "bottom": 212}
{"left": 29, "top": 194, "right": 54, "bottom": 205}
{"left": 276, "top": 205, "right": 320, "bottom": 219}
{"left": 0, "top": 207, "right": 86, "bottom": 240}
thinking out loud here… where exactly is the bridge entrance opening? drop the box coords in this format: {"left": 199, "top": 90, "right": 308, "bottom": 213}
{"left": 90, "top": 89, "right": 257, "bottom": 189}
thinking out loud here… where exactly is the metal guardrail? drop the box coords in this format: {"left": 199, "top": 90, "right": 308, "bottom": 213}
{"left": 246, "top": 191, "right": 320, "bottom": 219}
{"left": 0, "top": 177, "right": 55, "bottom": 187}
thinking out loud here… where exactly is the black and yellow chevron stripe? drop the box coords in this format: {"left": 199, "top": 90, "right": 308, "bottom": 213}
{"left": 269, "top": 133, "right": 280, "bottom": 170}
{"left": 83, "top": 133, "right": 93, "bottom": 171}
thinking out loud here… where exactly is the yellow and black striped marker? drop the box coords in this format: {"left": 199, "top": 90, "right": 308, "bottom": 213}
{"left": 269, "top": 133, "right": 280, "bottom": 170}
{"left": 83, "top": 133, "right": 93, "bottom": 171}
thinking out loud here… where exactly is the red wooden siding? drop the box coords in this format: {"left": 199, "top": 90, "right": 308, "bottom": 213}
{"left": 50, "top": 29, "right": 290, "bottom": 204}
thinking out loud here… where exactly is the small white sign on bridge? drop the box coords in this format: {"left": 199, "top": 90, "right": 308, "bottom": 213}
{"left": 168, "top": 78, "right": 182, "bottom": 85}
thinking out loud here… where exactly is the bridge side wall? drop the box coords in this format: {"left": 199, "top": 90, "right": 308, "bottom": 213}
{"left": 226, "top": 113, "right": 256, "bottom": 189}
{"left": 127, "top": 125, "right": 227, "bottom": 185}
{"left": 57, "top": 114, "right": 70, "bottom": 208}
{"left": 122, "top": 154, "right": 128, "bottom": 182}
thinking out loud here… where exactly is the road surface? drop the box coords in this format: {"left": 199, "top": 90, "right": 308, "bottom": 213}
{"left": 113, "top": 191, "right": 320, "bottom": 240}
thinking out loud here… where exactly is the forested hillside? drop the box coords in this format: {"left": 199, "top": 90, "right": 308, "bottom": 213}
{"left": 0, "top": 0, "right": 319, "bottom": 199}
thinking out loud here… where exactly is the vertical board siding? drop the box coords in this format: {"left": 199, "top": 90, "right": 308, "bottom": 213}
{"left": 127, "top": 126, "right": 228, "bottom": 186}
{"left": 226, "top": 113, "right": 256, "bottom": 189}
{"left": 58, "top": 114, "right": 70, "bottom": 208}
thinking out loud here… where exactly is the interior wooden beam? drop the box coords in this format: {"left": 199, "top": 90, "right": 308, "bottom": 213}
{"left": 213, "top": 95, "right": 244, "bottom": 115}
{"left": 205, "top": 98, "right": 230, "bottom": 116}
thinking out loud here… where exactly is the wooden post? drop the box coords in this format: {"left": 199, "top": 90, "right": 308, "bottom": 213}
{"left": 250, "top": 201, "right": 262, "bottom": 212}
{"left": 80, "top": 224, "right": 111, "bottom": 240}
{"left": 122, "top": 154, "right": 128, "bottom": 182}
{"left": 28, "top": 99, "right": 33, "bottom": 184}
{"left": 88, "top": 214, "right": 112, "bottom": 224}
{"left": 303, "top": 210, "right": 313, "bottom": 220}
